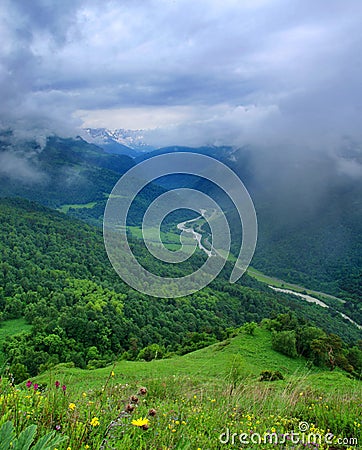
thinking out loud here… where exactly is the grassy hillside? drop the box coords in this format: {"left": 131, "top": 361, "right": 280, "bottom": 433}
{"left": 1, "top": 327, "right": 361, "bottom": 449}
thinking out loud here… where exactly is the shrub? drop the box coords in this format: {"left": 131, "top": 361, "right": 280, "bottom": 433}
{"left": 259, "top": 370, "right": 284, "bottom": 381}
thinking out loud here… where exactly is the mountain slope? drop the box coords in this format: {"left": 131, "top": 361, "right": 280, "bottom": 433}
{"left": 0, "top": 197, "right": 361, "bottom": 381}
{"left": 4, "top": 327, "right": 360, "bottom": 449}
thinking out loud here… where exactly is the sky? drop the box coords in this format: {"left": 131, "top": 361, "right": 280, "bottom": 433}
{"left": 1, "top": 0, "right": 362, "bottom": 156}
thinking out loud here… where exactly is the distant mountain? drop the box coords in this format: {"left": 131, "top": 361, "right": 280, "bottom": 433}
{"left": 82, "top": 128, "right": 156, "bottom": 156}
{"left": 134, "top": 145, "right": 251, "bottom": 189}
{"left": 0, "top": 133, "right": 164, "bottom": 225}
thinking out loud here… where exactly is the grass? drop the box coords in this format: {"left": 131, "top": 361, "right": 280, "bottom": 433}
{"left": 247, "top": 267, "right": 344, "bottom": 305}
{"left": 1, "top": 327, "right": 359, "bottom": 449}
{"left": 0, "top": 319, "right": 32, "bottom": 366}
{"left": 127, "top": 225, "right": 195, "bottom": 251}
{"left": 58, "top": 202, "right": 98, "bottom": 213}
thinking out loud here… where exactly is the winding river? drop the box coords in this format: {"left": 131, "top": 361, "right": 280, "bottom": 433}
{"left": 269, "top": 286, "right": 362, "bottom": 330}
{"left": 176, "top": 213, "right": 362, "bottom": 331}
{"left": 176, "top": 211, "right": 213, "bottom": 257}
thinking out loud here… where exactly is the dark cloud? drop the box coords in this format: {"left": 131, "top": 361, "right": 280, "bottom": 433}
{"left": 0, "top": 0, "right": 361, "bottom": 167}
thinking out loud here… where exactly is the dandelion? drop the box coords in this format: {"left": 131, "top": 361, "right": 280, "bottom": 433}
{"left": 68, "top": 403, "right": 76, "bottom": 411}
{"left": 111, "top": 371, "right": 115, "bottom": 377}
{"left": 90, "top": 417, "right": 100, "bottom": 427}
{"left": 82, "top": 392, "right": 87, "bottom": 398}
{"left": 132, "top": 417, "right": 150, "bottom": 430}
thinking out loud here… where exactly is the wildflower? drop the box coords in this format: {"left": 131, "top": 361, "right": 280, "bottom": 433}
{"left": 138, "top": 387, "right": 147, "bottom": 395}
{"left": 62, "top": 384, "right": 67, "bottom": 393}
{"left": 82, "top": 392, "right": 87, "bottom": 398}
{"left": 130, "top": 395, "right": 139, "bottom": 403}
{"left": 55, "top": 425, "right": 61, "bottom": 431}
{"left": 148, "top": 408, "right": 157, "bottom": 417}
{"left": 111, "top": 371, "right": 115, "bottom": 377}
{"left": 69, "top": 403, "right": 76, "bottom": 411}
{"left": 90, "top": 417, "right": 100, "bottom": 427}
{"left": 125, "top": 403, "right": 135, "bottom": 413}
{"left": 55, "top": 381, "right": 60, "bottom": 389}
{"left": 26, "top": 380, "right": 32, "bottom": 388}
{"left": 33, "top": 383, "right": 39, "bottom": 391}
{"left": 132, "top": 417, "right": 150, "bottom": 430}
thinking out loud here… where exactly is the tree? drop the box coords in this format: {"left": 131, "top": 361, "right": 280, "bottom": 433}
{"left": 272, "top": 331, "right": 298, "bottom": 358}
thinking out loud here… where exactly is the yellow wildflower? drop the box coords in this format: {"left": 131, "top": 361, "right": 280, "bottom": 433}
{"left": 111, "top": 371, "right": 115, "bottom": 377}
{"left": 132, "top": 417, "right": 150, "bottom": 428}
{"left": 68, "top": 403, "right": 76, "bottom": 411}
{"left": 90, "top": 417, "right": 100, "bottom": 427}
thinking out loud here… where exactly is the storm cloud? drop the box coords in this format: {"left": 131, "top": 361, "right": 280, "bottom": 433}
{"left": 1, "top": 0, "right": 362, "bottom": 157}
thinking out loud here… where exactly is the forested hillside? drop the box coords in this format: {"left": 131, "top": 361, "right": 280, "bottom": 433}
{"left": 0, "top": 198, "right": 360, "bottom": 382}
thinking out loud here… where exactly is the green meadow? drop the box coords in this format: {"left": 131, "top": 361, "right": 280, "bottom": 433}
{"left": 1, "top": 326, "right": 360, "bottom": 449}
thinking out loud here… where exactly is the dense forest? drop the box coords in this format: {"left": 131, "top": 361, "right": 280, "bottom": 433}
{"left": 0, "top": 198, "right": 361, "bottom": 382}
